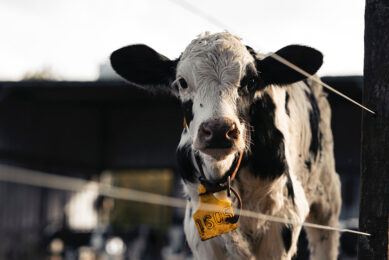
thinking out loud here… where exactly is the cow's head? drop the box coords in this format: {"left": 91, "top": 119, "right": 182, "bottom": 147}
{"left": 111, "top": 32, "right": 322, "bottom": 181}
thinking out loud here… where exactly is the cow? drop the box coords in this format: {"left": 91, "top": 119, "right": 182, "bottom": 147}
{"left": 110, "top": 32, "right": 341, "bottom": 260}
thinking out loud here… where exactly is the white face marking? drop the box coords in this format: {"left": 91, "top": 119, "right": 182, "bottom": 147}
{"left": 175, "top": 32, "right": 256, "bottom": 179}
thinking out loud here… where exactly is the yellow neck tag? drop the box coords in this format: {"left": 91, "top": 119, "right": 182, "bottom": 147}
{"left": 193, "top": 185, "right": 238, "bottom": 241}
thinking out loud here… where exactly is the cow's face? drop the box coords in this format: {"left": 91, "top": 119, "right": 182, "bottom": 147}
{"left": 111, "top": 32, "right": 323, "bottom": 180}
{"left": 174, "top": 33, "right": 255, "bottom": 161}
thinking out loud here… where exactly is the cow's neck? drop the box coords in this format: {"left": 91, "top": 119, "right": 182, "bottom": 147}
{"left": 200, "top": 153, "right": 237, "bottom": 181}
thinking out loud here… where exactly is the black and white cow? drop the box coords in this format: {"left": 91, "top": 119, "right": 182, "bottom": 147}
{"left": 110, "top": 32, "right": 341, "bottom": 260}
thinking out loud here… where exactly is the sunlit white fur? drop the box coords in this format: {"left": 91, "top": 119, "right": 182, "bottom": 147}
{"left": 177, "top": 32, "right": 253, "bottom": 176}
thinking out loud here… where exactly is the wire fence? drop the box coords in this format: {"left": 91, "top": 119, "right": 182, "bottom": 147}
{"left": 0, "top": 164, "right": 370, "bottom": 237}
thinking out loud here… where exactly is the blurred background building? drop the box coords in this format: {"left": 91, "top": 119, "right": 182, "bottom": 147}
{"left": 0, "top": 76, "right": 363, "bottom": 259}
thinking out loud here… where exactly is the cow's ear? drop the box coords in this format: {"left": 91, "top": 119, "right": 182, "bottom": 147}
{"left": 256, "top": 45, "right": 323, "bottom": 86}
{"left": 110, "top": 44, "right": 179, "bottom": 94}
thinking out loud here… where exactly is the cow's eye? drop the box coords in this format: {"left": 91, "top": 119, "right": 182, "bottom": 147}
{"left": 238, "top": 77, "right": 257, "bottom": 96}
{"left": 178, "top": 78, "right": 188, "bottom": 89}
{"left": 247, "top": 77, "right": 257, "bottom": 92}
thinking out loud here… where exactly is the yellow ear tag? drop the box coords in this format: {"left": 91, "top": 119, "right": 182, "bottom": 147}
{"left": 183, "top": 117, "right": 187, "bottom": 128}
{"left": 193, "top": 185, "right": 238, "bottom": 241}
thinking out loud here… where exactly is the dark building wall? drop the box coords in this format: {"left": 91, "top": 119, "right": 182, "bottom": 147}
{"left": 0, "top": 181, "right": 69, "bottom": 260}
{"left": 0, "top": 81, "right": 183, "bottom": 175}
{"left": 0, "top": 77, "right": 363, "bottom": 258}
{"left": 323, "top": 76, "right": 362, "bottom": 221}
{"left": 323, "top": 76, "right": 362, "bottom": 174}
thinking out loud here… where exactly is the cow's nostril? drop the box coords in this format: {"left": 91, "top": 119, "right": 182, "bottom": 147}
{"left": 200, "top": 124, "right": 213, "bottom": 141}
{"left": 226, "top": 123, "right": 239, "bottom": 140}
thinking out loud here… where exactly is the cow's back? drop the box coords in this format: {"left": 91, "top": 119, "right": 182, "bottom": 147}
{"left": 277, "top": 77, "right": 339, "bottom": 206}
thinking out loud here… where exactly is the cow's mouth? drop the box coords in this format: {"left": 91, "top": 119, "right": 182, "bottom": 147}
{"left": 198, "top": 141, "right": 234, "bottom": 159}
{"left": 200, "top": 147, "right": 235, "bottom": 160}
{"left": 196, "top": 133, "right": 245, "bottom": 160}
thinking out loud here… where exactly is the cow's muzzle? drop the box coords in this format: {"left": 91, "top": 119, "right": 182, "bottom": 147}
{"left": 197, "top": 118, "right": 241, "bottom": 157}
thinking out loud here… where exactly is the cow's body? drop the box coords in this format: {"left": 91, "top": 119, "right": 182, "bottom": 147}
{"left": 180, "top": 78, "right": 340, "bottom": 259}
{"left": 111, "top": 32, "right": 341, "bottom": 259}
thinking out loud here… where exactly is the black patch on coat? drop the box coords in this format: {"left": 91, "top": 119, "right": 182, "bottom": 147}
{"left": 303, "top": 81, "right": 322, "bottom": 159}
{"left": 176, "top": 143, "right": 197, "bottom": 183}
{"left": 286, "top": 174, "right": 295, "bottom": 204}
{"left": 248, "top": 93, "right": 287, "bottom": 179}
{"left": 282, "top": 225, "right": 293, "bottom": 253}
{"left": 182, "top": 100, "right": 194, "bottom": 126}
{"left": 285, "top": 92, "right": 290, "bottom": 116}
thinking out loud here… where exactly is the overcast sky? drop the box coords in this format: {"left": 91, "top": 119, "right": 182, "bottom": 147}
{"left": 0, "top": 0, "right": 365, "bottom": 81}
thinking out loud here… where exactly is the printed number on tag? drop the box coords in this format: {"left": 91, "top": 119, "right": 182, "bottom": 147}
{"left": 193, "top": 185, "right": 237, "bottom": 241}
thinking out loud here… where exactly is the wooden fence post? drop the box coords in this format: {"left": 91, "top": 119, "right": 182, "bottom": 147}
{"left": 358, "top": 0, "right": 389, "bottom": 259}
